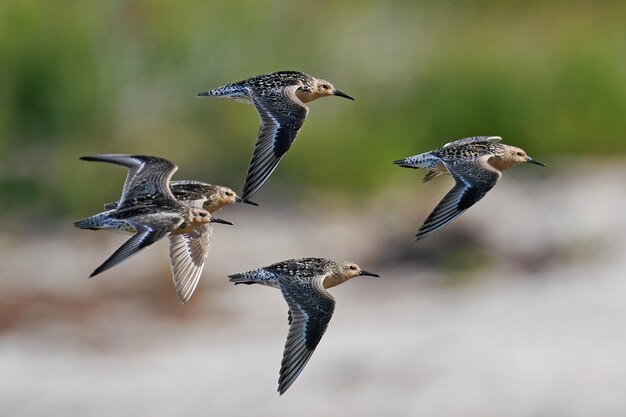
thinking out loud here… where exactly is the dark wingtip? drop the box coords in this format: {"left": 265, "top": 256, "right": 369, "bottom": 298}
{"left": 242, "top": 199, "right": 259, "bottom": 206}
{"left": 234, "top": 195, "right": 258, "bottom": 206}
{"left": 197, "top": 91, "right": 210, "bottom": 97}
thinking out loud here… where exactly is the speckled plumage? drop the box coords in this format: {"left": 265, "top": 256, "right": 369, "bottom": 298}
{"left": 394, "top": 136, "right": 545, "bottom": 240}
{"left": 228, "top": 258, "right": 379, "bottom": 395}
{"left": 74, "top": 155, "right": 232, "bottom": 304}
{"left": 98, "top": 180, "right": 242, "bottom": 303}
{"left": 103, "top": 181, "right": 251, "bottom": 213}
{"left": 197, "top": 71, "right": 354, "bottom": 201}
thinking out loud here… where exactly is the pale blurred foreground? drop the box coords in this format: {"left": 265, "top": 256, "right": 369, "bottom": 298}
{"left": 1, "top": 163, "right": 626, "bottom": 417}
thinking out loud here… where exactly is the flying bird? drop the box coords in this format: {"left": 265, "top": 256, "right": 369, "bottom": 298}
{"left": 74, "top": 155, "right": 232, "bottom": 303}
{"left": 198, "top": 71, "right": 354, "bottom": 201}
{"left": 394, "top": 136, "right": 545, "bottom": 240}
{"left": 229, "top": 257, "right": 379, "bottom": 395}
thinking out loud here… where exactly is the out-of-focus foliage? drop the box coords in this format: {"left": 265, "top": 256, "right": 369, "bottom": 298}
{"left": 1, "top": 0, "right": 625, "bottom": 216}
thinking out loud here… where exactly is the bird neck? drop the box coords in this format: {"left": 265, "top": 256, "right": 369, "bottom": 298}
{"left": 488, "top": 155, "right": 517, "bottom": 172}
{"left": 172, "top": 217, "right": 206, "bottom": 235}
{"left": 295, "top": 89, "right": 325, "bottom": 103}
{"left": 323, "top": 273, "right": 352, "bottom": 289}
{"left": 204, "top": 200, "right": 226, "bottom": 213}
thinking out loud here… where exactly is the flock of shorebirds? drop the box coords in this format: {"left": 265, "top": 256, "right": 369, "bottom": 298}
{"left": 74, "top": 70, "right": 545, "bottom": 395}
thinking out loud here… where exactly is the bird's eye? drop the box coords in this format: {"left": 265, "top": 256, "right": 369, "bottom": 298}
{"left": 322, "top": 84, "right": 330, "bottom": 90}
{"left": 349, "top": 265, "right": 357, "bottom": 270}
{"left": 517, "top": 151, "right": 524, "bottom": 156}
{"left": 225, "top": 191, "right": 233, "bottom": 196}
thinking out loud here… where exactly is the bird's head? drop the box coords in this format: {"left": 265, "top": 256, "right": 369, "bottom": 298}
{"left": 506, "top": 146, "right": 546, "bottom": 167}
{"left": 324, "top": 260, "right": 379, "bottom": 288}
{"left": 299, "top": 78, "right": 354, "bottom": 102}
{"left": 207, "top": 186, "right": 239, "bottom": 211}
{"left": 191, "top": 208, "right": 212, "bottom": 224}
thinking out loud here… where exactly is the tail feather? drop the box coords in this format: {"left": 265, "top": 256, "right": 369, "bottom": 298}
{"left": 73, "top": 221, "right": 99, "bottom": 231}
{"left": 197, "top": 84, "right": 249, "bottom": 100}
{"left": 393, "top": 158, "right": 420, "bottom": 169}
{"left": 394, "top": 152, "right": 440, "bottom": 170}
{"left": 74, "top": 212, "right": 136, "bottom": 234}
{"left": 73, "top": 213, "right": 108, "bottom": 230}
{"left": 228, "top": 272, "right": 257, "bottom": 285}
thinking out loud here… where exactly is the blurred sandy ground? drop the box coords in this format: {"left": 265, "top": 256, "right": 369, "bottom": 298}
{"left": 1, "top": 163, "right": 626, "bottom": 417}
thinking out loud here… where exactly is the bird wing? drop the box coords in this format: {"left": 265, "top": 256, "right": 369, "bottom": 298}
{"left": 89, "top": 220, "right": 176, "bottom": 277}
{"left": 168, "top": 224, "right": 212, "bottom": 304}
{"left": 103, "top": 182, "right": 211, "bottom": 210}
{"left": 242, "top": 85, "right": 308, "bottom": 200}
{"left": 443, "top": 136, "right": 501, "bottom": 148}
{"left": 416, "top": 156, "right": 500, "bottom": 240}
{"left": 170, "top": 182, "right": 214, "bottom": 204}
{"left": 80, "top": 154, "right": 178, "bottom": 208}
{"left": 275, "top": 273, "right": 335, "bottom": 395}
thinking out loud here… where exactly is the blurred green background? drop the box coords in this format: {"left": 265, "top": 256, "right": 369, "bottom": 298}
{"left": 1, "top": 0, "right": 625, "bottom": 217}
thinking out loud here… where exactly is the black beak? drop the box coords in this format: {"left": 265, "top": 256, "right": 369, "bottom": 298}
{"left": 210, "top": 217, "right": 233, "bottom": 225}
{"left": 333, "top": 90, "right": 355, "bottom": 100}
{"left": 526, "top": 156, "right": 546, "bottom": 167}
{"left": 197, "top": 91, "right": 210, "bottom": 97}
{"left": 359, "top": 270, "right": 380, "bottom": 277}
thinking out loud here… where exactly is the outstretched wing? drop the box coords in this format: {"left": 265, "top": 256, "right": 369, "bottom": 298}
{"left": 275, "top": 274, "right": 335, "bottom": 395}
{"left": 80, "top": 154, "right": 178, "bottom": 208}
{"left": 168, "top": 224, "right": 212, "bottom": 304}
{"left": 89, "top": 221, "right": 173, "bottom": 277}
{"left": 242, "top": 86, "right": 308, "bottom": 200}
{"left": 416, "top": 156, "right": 500, "bottom": 240}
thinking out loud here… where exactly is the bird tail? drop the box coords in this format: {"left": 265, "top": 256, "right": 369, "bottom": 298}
{"left": 73, "top": 212, "right": 109, "bottom": 230}
{"left": 197, "top": 84, "right": 249, "bottom": 100}
{"left": 74, "top": 212, "right": 136, "bottom": 235}
{"left": 393, "top": 152, "right": 439, "bottom": 169}
{"left": 228, "top": 271, "right": 258, "bottom": 285}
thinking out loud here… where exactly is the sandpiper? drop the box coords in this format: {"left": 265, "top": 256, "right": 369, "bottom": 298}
{"left": 74, "top": 155, "right": 232, "bottom": 303}
{"left": 197, "top": 71, "right": 354, "bottom": 201}
{"left": 103, "top": 181, "right": 258, "bottom": 212}
{"left": 394, "top": 136, "right": 545, "bottom": 240}
{"left": 100, "top": 180, "right": 246, "bottom": 303}
{"left": 228, "top": 257, "right": 379, "bottom": 395}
